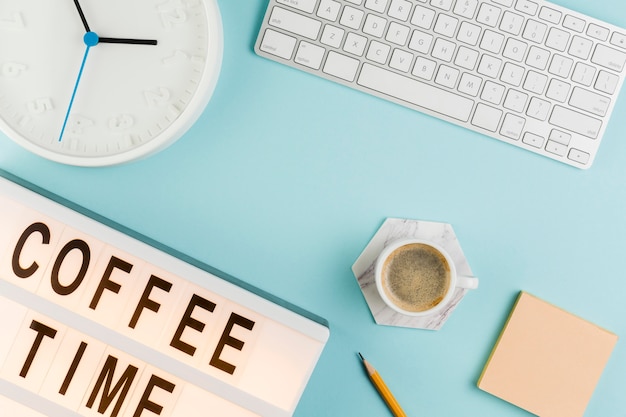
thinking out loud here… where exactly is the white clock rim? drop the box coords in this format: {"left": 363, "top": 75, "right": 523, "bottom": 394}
{"left": 0, "top": 0, "right": 224, "bottom": 167}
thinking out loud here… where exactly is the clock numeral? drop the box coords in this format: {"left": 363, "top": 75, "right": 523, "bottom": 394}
{"left": 120, "top": 134, "right": 141, "bottom": 149}
{"left": 26, "top": 98, "right": 54, "bottom": 114}
{"left": 163, "top": 50, "right": 205, "bottom": 66}
{"left": 2, "top": 62, "right": 27, "bottom": 77}
{"left": 108, "top": 114, "right": 134, "bottom": 131}
{"left": 144, "top": 87, "right": 171, "bottom": 107}
{"left": 18, "top": 115, "right": 32, "bottom": 129}
{"left": 0, "top": 11, "right": 25, "bottom": 30}
{"left": 157, "top": 0, "right": 200, "bottom": 29}
{"left": 68, "top": 115, "right": 95, "bottom": 136}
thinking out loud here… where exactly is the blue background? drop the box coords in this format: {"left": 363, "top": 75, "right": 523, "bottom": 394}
{"left": 1, "top": 0, "right": 625, "bottom": 415}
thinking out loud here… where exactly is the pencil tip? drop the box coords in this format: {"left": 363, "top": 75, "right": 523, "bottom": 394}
{"left": 358, "top": 352, "right": 364, "bottom": 361}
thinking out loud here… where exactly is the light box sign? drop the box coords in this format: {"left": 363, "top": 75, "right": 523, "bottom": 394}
{"left": 0, "top": 170, "right": 329, "bottom": 417}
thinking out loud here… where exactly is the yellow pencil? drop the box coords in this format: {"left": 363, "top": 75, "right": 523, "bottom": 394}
{"left": 358, "top": 353, "right": 407, "bottom": 417}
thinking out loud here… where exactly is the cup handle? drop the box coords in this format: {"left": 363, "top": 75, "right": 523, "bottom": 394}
{"left": 457, "top": 275, "right": 479, "bottom": 289}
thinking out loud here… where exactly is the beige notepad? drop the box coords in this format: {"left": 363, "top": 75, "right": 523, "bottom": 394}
{"left": 478, "top": 292, "right": 618, "bottom": 417}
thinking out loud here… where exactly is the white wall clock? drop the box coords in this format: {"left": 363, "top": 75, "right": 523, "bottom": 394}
{"left": 0, "top": 0, "right": 223, "bottom": 166}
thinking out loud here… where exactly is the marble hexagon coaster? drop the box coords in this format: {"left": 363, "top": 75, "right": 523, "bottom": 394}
{"left": 352, "top": 218, "right": 475, "bottom": 330}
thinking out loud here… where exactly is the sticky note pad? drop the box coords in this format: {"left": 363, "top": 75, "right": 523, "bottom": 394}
{"left": 478, "top": 291, "right": 618, "bottom": 417}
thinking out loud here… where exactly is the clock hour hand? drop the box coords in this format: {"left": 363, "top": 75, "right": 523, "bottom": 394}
{"left": 98, "top": 37, "right": 158, "bottom": 46}
{"left": 72, "top": 0, "right": 91, "bottom": 32}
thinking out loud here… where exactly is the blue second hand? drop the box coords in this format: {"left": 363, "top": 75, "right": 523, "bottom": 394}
{"left": 59, "top": 31, "right": 99, "bottom": 142}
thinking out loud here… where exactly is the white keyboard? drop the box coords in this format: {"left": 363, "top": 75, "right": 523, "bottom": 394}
{"left": 255, "top": 0, "right": 626, "bottom": 169}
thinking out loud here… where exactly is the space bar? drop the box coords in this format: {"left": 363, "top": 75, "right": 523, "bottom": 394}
{"left": 357, "top": 63, "right": 474, "bottom": 122}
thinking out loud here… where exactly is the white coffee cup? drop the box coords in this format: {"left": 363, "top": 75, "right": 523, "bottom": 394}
{"left": 374, "top": 239, "right": 478, "bottom": 316}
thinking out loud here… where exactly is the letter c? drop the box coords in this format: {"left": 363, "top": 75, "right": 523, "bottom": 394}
{"left": 12, "top": 222, "right": 51, "bottom": 279}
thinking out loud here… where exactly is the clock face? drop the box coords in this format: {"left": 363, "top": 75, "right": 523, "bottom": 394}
{"left": 0, "top": 0, "right": 222, "bottom": 166}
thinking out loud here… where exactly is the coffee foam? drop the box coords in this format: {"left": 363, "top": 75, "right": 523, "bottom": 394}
{"left": 381, "top": 243, "right": 451, "bottom": 313}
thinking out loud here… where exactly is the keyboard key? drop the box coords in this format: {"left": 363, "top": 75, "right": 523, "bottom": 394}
{"left": 366, "top": 41, "right": 391, "bottom": 64}
{"left": 457, "top": 21, "right": 481, "bottom": 45}
{"left": 595, "top": 70, "right": 620, "bottom": 95}
{"left": 409, "top": 30, "right": 434, "bottom": 54}
{"left": 435, "top": 65, "right": 460, "bottom": 88}
{"left": 390, "top": 49, "right": 414, "bottom": 72}
{"left": 481, "top": 81, "right": 506, "bottom": 104}
{"left": 358, "top": 63, "right": 475, "bottom": 121}
{"left": 591, "top": 44, "right": 626, "bottom": 72}
{"left": 545, "top": 27, "right": 570, "bottom": 51}
{"left": 522, "top": 19, "right": 548, "bottom": 43}
{"left": 569, "top": 87, "right": 611, "bottom": 117}
{"left": 545, "top": 140, "right": 568, "bottom": 156}
{"left": 458, "top": 72, "right": 483, "bottom": 96}
{"left": 276, "top": 0, "right": 317, "bottom": 13}
{"left": 386, "top": 21, "right": 410, "bottom": 45}
{"left": 430, "top": 0, "right": 453, "bottom": 11}
{"left": 317, "top": 0, "right": 341, "bottom": 21}
{"left": 455, "top": 46, "right": 480, "bottom": 69}
{"left": 548, "top": 54, "right": 573, "bottom": 78}
{"left": 492, "top": 0, "right": 513, "bottom": 7}
{"left": 569, "top": 35, "right": 593, "bottom": 60}
{"left": 500, "top": 11, "right": 524, "bottom": 35}
{"left": 587, "top": 24, "right": 610, "bottom": 41}
{"left": 503, "top": 89, "right": 529, "bottom": 112}
{"left": 538, "top": 7, "right": 562, "bottom": 24}
{"left": 365, "top": 0, "right": 389, "bottom": 13}
{"left": 563, "top": 15, "right": 586, "bottom": 32}
{"left": 476, "top": 3, "right": 501, "bottom": 27}
{"left": 527, "top": 97, "right": 550, "bottom": 121}
{"left": 515, "top": 0, "right": 538, "bottom": 16}
{"left": 500, "top": 113, "right": 526, "bottom": 140}
{"left": 412, "top": 5, "right": 436, "bottom": 29}
{"left": 320, "top": 25, "right": 345, "bottom": 47}
{"left": 522, "top": 132, "right": 545, "bottom": 148}
{"left": 545, "top": 79, "right": 570, "bottom": 102}
{"left": 453, "top": 0, "right": 478, "bottom": 19}
{"left": 344, "top": 32, "right": 368, "bottom": 56}
{"left": 526, "top": 45, "right": 550, "bottom": 70}
{"left": 269, "top": 7, "right": 321, "bottom": 39}
{"left": 550, "top": 106, "right": 602, "bottom": 139}
{"left": 388, "top": 0, "right": 412, "bottom": 21}
{"left": 571, "top": 62, "right": 596, "bottom": 86}
{"left": 340, "top": 6, "right": 365, "bottom": 30}
{"left": 610, "top": 32, "right": 626, "bottom": 50}
{"left": 472, "top": 103, "right": 502, "bottom": 131}
{"left": 323, "top": 51, "right": 360, "bottom": 81}
{"left": 568, "top": 148, "right": 590, "bottom": 164}
{"left": 501, "top": 62, "right": 525, "bottom": 86}
{"left": 363, "top": 14, "right": 388, "bottom": 37}
{"left": 295, "top": 42, "right": 326, "bottom": 69}
{"left": 434, "top": 14, "right": 459, "bottom": 37}
{"left": 259, "top": 29, "right": 297, "bottom": 60}
{"left": 549, "top": 129, "right": 571, "bottom": 145}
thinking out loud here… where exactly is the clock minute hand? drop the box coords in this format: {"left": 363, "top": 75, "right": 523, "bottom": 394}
{"left": 59, "top": 32, "right": 99, "bottom": 142}
{"left": 98, "top": 37, "right": 158, "bottom": 46}
{"left": 72, "top": 0, "right": 91, "bottom": 32}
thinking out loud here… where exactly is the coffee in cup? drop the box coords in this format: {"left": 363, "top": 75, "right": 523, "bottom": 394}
{"left": 375, "top": 239, "right": 478, "bottom": 316}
